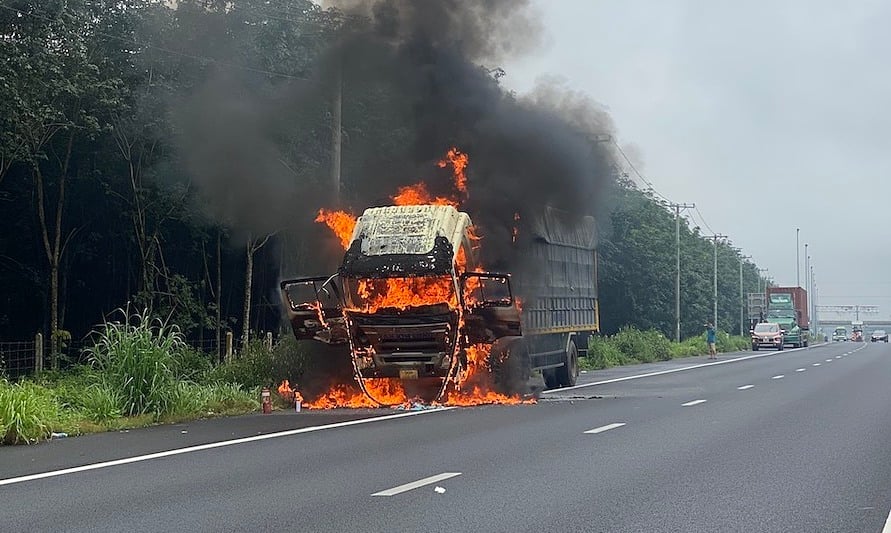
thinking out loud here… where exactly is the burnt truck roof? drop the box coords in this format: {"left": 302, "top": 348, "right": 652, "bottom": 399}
{"left": 340, "top": 205, "right": 471, "bottom": 278}
{"left": 529, "top": 206, "right": 597, "bottom": 250}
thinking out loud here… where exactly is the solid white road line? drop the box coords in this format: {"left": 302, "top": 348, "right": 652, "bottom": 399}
{"left": 796, "top": 368, "right": 806, "bottom": 372}
{"left": 883, "top": 503, "right": 891, "bottom": 533}
{"left": 772, "top": 375, "right": 784, "bottom": 380}
{"left": 542, "top": 343, "right": 827, "bottom": 394}
{"left": 737, "top": 385, "right": 754, "bottom": 390}
{"left": 682, "top": 399, "right": 707, "bottom": 407}
{"left": 372, "top": 472, "right": 462, "bottom": 496}
{"left": 0, "top": 408, "right": 455, "bottom": 487}
{"left": 584, "top": 423, "right": 626, "bottom": 434}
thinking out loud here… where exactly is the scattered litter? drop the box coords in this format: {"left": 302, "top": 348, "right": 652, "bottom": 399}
{"left": 394, "top": 401, "right": 437, "bottom": 411}
{"left": 434, "top": 486, "right": 446, "bottom": 494}
{"left": 50, "top": 432, "right": 68, "bottom": 439}
{"left": 580, "top": 370, "right": 588, "bottom": 374}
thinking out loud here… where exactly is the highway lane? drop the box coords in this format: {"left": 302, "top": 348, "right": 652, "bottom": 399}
{"left": 2, "top": 341, "right": 890, "bottom": 532}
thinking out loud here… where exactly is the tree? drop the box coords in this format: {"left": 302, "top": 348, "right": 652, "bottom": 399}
{"left": 241, "top": 232, "right": 277, "bottom": 347}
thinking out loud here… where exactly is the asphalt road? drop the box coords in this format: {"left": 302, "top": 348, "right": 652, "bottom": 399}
{"left": 3, "top": 341, "right": 891, "bottom": 532}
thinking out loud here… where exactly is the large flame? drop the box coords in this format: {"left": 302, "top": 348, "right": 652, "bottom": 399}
{"left": 300, "top": 146, "right": 532, "bottom": 409}
{"left": 444, "top": 344, "right": 531, "bottom": 406}
{"left": 316, "top": 209, "right": 356, "bottom": 249}
{"left": 354, "top": 276, "right": 457, "bottom": 313}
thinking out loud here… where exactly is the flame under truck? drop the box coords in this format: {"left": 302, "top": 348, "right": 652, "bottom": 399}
{"left": 280, "top": 204, "right": 600, "bottom": 404}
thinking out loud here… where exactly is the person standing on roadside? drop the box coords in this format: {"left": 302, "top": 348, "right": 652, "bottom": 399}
{"left": 705, "top": 322, "right": 717, "bottom": 359}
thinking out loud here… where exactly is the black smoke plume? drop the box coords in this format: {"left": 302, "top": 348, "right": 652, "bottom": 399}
{"left": 177, "top": 0, "right": 618, "bottom": 278}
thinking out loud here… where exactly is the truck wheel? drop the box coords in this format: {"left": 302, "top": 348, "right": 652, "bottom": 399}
{"left": 542, "top": 369, "right": 559, "bottom": 389}
{"left": 555, "top": 342, "right": 579, "bottom": 387}
{"left": 489, "top": 337, "right": 531, "bottom": 395}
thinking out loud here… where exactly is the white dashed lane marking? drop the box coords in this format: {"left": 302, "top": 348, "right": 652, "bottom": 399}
{"left": 682, "top": 399, "right": 707, "bottom": 407}
{"left": 584, "top": 423, "right": 626, "bottom": 434}
{"left": 737, "top": 385, "right": 754, "bottom": 390}
{"left": 372, "top": 472, "right": 462, "bottom": 497}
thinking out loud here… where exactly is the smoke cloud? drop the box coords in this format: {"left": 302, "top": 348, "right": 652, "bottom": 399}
{"left": 176, "top": 0, "right": 619, "bottom": 276}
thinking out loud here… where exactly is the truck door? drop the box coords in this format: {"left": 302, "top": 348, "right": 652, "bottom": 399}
{"left": 459, "top": 272, "right": 522, "bottom": 344}
{"left": 279, "top": 275, "right": 348, "bottom": 343}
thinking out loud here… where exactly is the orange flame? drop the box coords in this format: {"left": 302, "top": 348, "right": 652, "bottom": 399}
{"left": 303, "top": 146, "right": 532, "bottom": 409}
{"left": 285, "top": 378, "right": 412, "bottom": 409}
{"left": 444, "top": 344, "right": 531, "bottom": 406}
{"left": 352, "top": 276, "right": 457, "bottom": 313}
{"left": 316, "top": 209, "right": 356, "bottom": 249}
{"left": 437, "top": 147, "right": 469, "bottom": 196}
{"left": 392, "top": 182, "right": 455, "bottom": 207}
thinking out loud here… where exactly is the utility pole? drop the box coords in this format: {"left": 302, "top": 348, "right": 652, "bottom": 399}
{"left": 670, "top": 202, "right": 695, "bottom": 342}
{"left": 331, "top": 63, "right": 343, "bottom": 206}
{"left": 804, "top": 243, "right": 809, "bottom": 292}
{"left": 796, "top": 228, "right": 801, "bottom": 288}
{"left": 810, "top": 265, "right": 817, "bottom": 333}
{"left": 737, "top": 252, "right": 752, "bottom": 335}
{"left": 710, "top": 234, "right": 727, "bottom": 331}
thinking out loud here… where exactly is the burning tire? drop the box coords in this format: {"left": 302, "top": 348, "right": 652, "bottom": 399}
{"left": 489, "top": 336, "right": 531, "bottom": 396}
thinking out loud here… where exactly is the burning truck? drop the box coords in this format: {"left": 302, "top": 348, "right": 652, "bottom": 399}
{"left": 280, "top": 201, "right": 599, "bottom": 407}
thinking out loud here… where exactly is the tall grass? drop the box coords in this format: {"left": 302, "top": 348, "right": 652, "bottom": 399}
{"left": 85, "top": 307, "right": 184, "bottom": 416}
{"left": 0, "top": 380, "right": 61, "bottom": 444}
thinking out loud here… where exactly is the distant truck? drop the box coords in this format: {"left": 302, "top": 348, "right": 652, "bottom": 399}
{"left": 851, "top": 321, "right": 864, "bottom": 342}
{"left": 765, "top": 286, "right": 809, "bottom": 348}
{"left": 280, "top": 204, "right": 599, "bottom": 404}
{"left": 851, "top": 320, "right": 863, "bottom": 342}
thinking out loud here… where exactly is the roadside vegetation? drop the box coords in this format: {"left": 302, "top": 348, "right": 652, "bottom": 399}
{"left": 0, "top": 309, "right": 314, "bottom": 445}
{"left": 582, "top": 327, "right": 751, "bottom": 370}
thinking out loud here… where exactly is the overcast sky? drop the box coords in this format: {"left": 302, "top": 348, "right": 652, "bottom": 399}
{"left": 502, "top": 0, "right": 891, "bottom": 321}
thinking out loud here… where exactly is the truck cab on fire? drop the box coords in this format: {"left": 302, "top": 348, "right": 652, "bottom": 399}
{"left": 280, "top": 204, "right": 599, "bottom": 405}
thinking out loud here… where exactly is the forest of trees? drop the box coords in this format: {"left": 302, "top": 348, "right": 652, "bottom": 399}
{"left": 0, "top": 0, "right": 765, "bottom": 366}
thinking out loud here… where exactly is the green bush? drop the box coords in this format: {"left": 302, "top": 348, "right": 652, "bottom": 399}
{"left": 611, "top": 327, "right": 672, "bottom": 363}
{"left": 199, "top": 382, "right": 259, "bottom": 413}
{"left": 717, "top": 332, "right": 750, "bottom": 352}
{"left": 585, "top": 334, "right": 628, "bottom": 369}
{"left": 172, "top": 346, "right": 215, "bottom": 381}
{"left": 0, "top": 380, "right": 61, "bottom": 444}
{"left": 206, "top": 336, "right": 307, "bottom": 388}
{"left": 48, "top": 369, "right": 123, "bottom": 423}
{"left": 85, "top": 307, "right": 184, "bottom": 416}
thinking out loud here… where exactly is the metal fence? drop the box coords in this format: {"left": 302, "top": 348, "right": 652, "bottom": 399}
{"left": 0, "top": 339, "right": 38, "bottom": 380}
{"left": 0, "top": 331, "right": 249, "bottom": 379}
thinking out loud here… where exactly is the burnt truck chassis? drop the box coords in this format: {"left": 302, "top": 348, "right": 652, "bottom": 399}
{"left": 280, "top": 276, "right": 592, "bottom": 404}
{"left": 281, "top": 206, "right": 598, "bottom": 405}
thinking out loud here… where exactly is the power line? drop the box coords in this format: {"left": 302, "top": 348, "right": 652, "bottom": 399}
{"left": 693, "top": 205, "right": 715, "bottom": 235}
{"left": 611, "top": 140, "right": 672, "bottom": 203}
